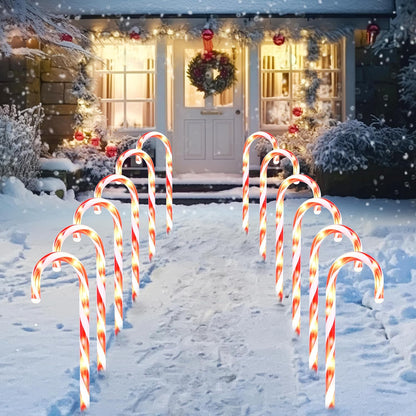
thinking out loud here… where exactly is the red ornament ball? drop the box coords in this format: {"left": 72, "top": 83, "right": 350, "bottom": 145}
{"left": 105, "top": 143, "right": 118, "bottom": 158}
{"left": 90, "top": 137, "right": 100, "bottom": 146}
{"left": 366, "top": 23, "right": 380, "bottom": 45}
{"left": 202, "top": 28, "right": 214, "bottom": 41}
{"left": 60, "top": 33, "right": 73, "bottom": 42}
{"left": 74, "top": 130, "right": 84, "bottom": 141}
{"left": 130, "top": 31, "right": 141, "bottom": 40}
{"left": 288, "top": 124, "right": 299, "bottom": 134}
{"left": 273, "top": 33, "right": 285, "bottom": 46}
{"left": 292, "top": 107, "right": 303, "bottom": 117}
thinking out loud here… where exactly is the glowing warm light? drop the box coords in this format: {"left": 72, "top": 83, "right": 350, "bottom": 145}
{"left": 53, "top": 224, "right": 107, "bottom": 371}
{"left": 31, "top": 252, "right": 91, "bottom": 411}
{"left": 95, "top": 175, "right": 141, "bottom": 300}
{"left": 137, "top": 131, "right": 173, "bottom": 234}
{"left": 242, "top": 131, "right": 279, "bottom": 234}
{"left": 275, "top": 174, "right": 321, "bottom": 301}
{"left": 291, "top": 198, "right": 342, "bottom": 335}
{"left": 74, "top": 198, "right": 124, "bottom": 334}
{"left": 259, "top": 148, "right": 299, "bottom": 260}
{"left": 308, "top": 224, "right": 362, "bottom": 372}
{"left": 325, "top": 251, "right": 384, "bottom": 409}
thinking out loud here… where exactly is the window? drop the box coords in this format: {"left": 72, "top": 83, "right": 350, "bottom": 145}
{"left": 93, "top": 41, "right": 155, "bottom": 130}
{"left": 260, "top": 40, "right": 342, "bottom": 128}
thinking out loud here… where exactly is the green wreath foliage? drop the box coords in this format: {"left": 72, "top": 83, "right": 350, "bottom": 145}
{"left": 187, "top": 50, "right": 237, "bottom": 98}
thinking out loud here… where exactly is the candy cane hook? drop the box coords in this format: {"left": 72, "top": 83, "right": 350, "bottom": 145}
{"left": 259, "top": 148, "right": 299, "bottom": 260}
{"left": 95, "top": 175, "right": 141, "bottom": 301}
{"left": 31, "top": 251, "right": 91, "bottom": 411}
{"left": 275, "top": 174, "right": 321, "bottom": 301}
{"left": 52, "top": 224, "right": 107, "bottom": 372}
{"left": 308, "top": 224, "right": 362, "bottom": 372}
{"left": 74, "top": 197, "right": 124, "bottom": 331}
{"left": 242, "top": 131, "right": 278, "bottom": 234}
{"left": 325, "top": 251, "right": 384, "bottom": 409}
{"left": 137, "top": 131, "right": 173, "bottom": 234}
{"left": 291, "top": 197, "right": 342, "bottom": 335}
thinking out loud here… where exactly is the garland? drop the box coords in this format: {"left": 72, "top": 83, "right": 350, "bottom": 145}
{"left": 187, "top": 50, "right": 237, "bottom": 98}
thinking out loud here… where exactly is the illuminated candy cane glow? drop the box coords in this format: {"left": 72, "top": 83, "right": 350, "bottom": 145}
{"left": 242, "top": 131, "right": 278, "bottom": 234}
{"left": 325, "top": 251, "right": 384, "bottom": 409}
{"left": 116, "top": 150, "right": 156, "bottom": 262}
{"left": 137, "top": 131, "right": 173, "bottom": 234}
{"left": 291, "top": 198, "right": 342, "bottom": 335}
{"left": 74, "top": 197, "right": 124, "bottom": 333}
{"left": 31, "top": 252, "right": 91, "bottom": 411}
{"left": 275, "top": 174, "right": 321, "bottom": 301}
{"left": 308, "top": 224, "right": 362, "bottom": 372}
{"left": 52, "top": 224, "right": 106, "bottom": 372}
{"left": 259, "top": 148, "right": 299, "bottom": 260}
{"left": 95, "top": 175, "right": 141, "bottom": 301}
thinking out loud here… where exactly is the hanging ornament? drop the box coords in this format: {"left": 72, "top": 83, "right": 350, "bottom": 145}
{"left": 74, "top": 130, "right": 84, "bottom": 141}
{"left": 288, "top": 124, "right": 299, "bottom": 134}
{"left": 105, "top": 143, "right": 118, "bottom": 158}
{"left": 366, "top": 23, "right": 380, "bottom": 45}
{"left": 90, "top": 137, "right": 100, "bottom": 147}
{"left": 129, "top": 26, "right": 141, "bottom": 41}
{"left": 273, "top": 33, "right": 285, "bottom": 46}
{"left": 60, "top": 33, "right": 73, "bottom": 42}
{"left": 201, "top": 28, "right": 214, "bottom": 54}
{"left": 292, "top": 107, "right": 303, "bottom": 117}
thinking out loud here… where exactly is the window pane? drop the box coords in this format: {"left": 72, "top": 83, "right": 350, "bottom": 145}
{"left": 261, "top": 44, "right": 291, "bottom": 69}
{"left": 125, "top": 45, "right": 155, "bottom": 70}
{"left": 126, "top": 74, "right": 154, "bottom": 99}
{"left": 126, "top": 102, "right": 154, "bottom": 128}
{"left": 262, "top": 101, "right": 290, "bottom": 125}
{"left": 104, "top": 102, "right": 124, "bottom": 128}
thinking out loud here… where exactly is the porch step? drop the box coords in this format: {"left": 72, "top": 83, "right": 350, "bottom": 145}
{"left": 102, "top": 172, "right": 283, "bottom": 205}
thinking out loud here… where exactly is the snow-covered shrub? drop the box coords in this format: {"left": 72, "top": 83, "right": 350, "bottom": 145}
{"left": 312, "top": 119, "right": 415, "bottom": 173}
{"left": 399, "top": 55, "right": 416, "bottom": 111}
{"left": 0, "top": 104, "right": 44, "bottom": 190}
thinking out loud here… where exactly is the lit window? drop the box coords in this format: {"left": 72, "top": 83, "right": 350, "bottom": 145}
{"left": 94, "top": 41, "right": 155, "bottom": 130}
{"left": 260, "top": 40, "right": 342, "bottom": 128}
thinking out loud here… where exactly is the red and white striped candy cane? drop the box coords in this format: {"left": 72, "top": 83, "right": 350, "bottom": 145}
{"left": 242, "top": 131, "right": 278, "bottom": 234}
{"left": 31, "top": 251, "right": 90, "bottom": 411}
{"left": 325, "top": 251, "right": 384, "bottom": 409}
{"left": 52, "top": 224, "right": 107, "bottom": 372}
{"left": 74, "top": 197, "right": 124, "bottom": 333}
{"left": 291, "top": 197, "right": 342, "bottom": 335}
{"left": 137, "top": 131, "right": 173, "bottom": 234}
{"left": 308, "top": 224, "right": 362, "bottom": 372}
{"left": 275, "top": 174, "right": 321, "bottom": 301}
{"left": 116, "top": 150, "right": 156, "bottom": 261}
{"left": 95, "top": 175, "right": 141, "bottom": 301}
{"left": 259, "top": 148, "right": 299, "bottom": 260}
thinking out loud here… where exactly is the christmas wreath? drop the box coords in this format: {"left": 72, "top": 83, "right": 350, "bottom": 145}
{"left": 187, "top": 50, "right": 236, "bottom": 98}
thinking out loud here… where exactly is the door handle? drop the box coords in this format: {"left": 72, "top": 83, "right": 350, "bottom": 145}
{"left": 200, "top": 110, "right": 223, "bottom": 115}
{"left": 235, "top": 110, "right": 241, "bottom": 115}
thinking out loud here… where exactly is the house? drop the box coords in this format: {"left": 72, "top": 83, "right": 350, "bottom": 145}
{"left": 0, "top": 0, "right": 396, "bottom": 176}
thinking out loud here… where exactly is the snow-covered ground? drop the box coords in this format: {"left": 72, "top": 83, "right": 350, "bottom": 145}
{"left": 1, "top": 177, "right": 416, "bottom": 415}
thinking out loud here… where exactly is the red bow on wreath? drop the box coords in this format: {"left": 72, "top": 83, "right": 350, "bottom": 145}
{"left": 202, "top": 28, "right": 214, "bottom": 58}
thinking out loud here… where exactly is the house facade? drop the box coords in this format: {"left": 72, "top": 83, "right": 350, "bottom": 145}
{"left": 1, "top": 0, "right": 395, "bottom": 175}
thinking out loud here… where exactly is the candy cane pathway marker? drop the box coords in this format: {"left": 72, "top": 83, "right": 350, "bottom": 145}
{"left": 308, "top": 224, "right": 362, "bottom": 372}
{"left": 115, "top": 150, "right": 156, "bottom": 261}
{"left": 52, "top": 224, "right": 107, "bottom": 372}
{"left": 137, "top": 131, "right": 173, "bottom": 234}
{"left": 95, "top": 175, "right": 141, "bottom": 300}
{"left": 325, "top": 251, "right": 384, "bottom": 409}
{"left": 74, "top": 197, "right": 124, "bottom": 333}
{"left": 259, "top": 148, "right": 300, "bottom": 260}
{"left": 31, "top": 251, "right": 91, "bottom": 411}
{"left": 275, "top": 174, "right": 321, "bottom": 301}
{"left": 242, "top": 131, "right": 278, "bottom": 234}
{"left": 291, "top": 197, "right": 342, "bottom": 335}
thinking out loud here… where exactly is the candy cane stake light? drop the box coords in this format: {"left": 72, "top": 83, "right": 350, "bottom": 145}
{"left": 291, "top": 197, "right": 342, "bottom": 335}
{"left": 74, "top": 198, "right": 124, "bottom": 332}
{"left": 259, "top": 148, "right": 300, "bottom": 260}
{"left": 275, "top": 174, "right": 321, "bottom": 301}
{"left": 31, "top": 252, "right": 91, "bottom": 411}
{"left": 137, "top": 131, "right": 173, "bottom": 234}
{"left": 115, "top": 149, "right": 156, "bottom": 262}
{"left": 95, "top": 175, "right": 141, "bottom": 301}
{"left": 52, "top": 224, "right": 107, "bottom": 372}
{"left": 325, "top": 251, "right": 384, "bottom": 409}
{"left": 242, "top": 131, "right": 278, "bottom": 234}
{"left": 308, "top": 224, "right": 362, "bottom": 372}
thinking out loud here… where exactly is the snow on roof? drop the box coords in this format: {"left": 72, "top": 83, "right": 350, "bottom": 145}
{"left": 36, "top": 0, "right": 395, "bottom": 17}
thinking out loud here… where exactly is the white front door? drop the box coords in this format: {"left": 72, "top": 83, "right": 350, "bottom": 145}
{"left": 173, "top": 40, "right": 244, "bottom": 174}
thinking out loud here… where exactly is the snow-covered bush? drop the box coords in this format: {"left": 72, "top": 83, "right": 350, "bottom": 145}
{"left": 0, "top": 104, "right": 44, "bottom": 190}
{"left": 399, "top": 56, "right": 416, "bottom": 111}
{"left": 312, "top": 119, "right": 415, "bottom": 173}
